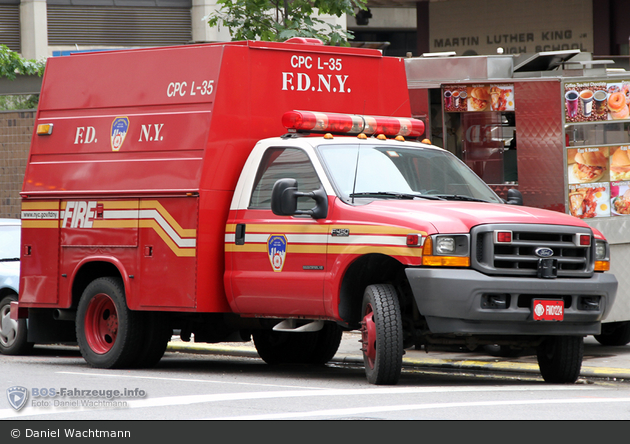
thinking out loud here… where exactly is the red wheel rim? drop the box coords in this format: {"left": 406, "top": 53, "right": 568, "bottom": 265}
{"left": 84, "top": 293, "right": 118, "bottom": 354}
{"left": 360, "top": 303, "right": 377, "bottom": 369}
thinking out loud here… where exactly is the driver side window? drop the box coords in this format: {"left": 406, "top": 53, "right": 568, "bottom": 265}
{"left": 249, "top": 148, "right": 322, "bottom": 210}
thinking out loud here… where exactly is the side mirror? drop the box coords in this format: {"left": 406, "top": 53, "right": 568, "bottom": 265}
{"left": 506, "top": 188, "right": 523, "bottom": 206}
{"left": 271, "top": 178, "right": 328, "bottom": 219}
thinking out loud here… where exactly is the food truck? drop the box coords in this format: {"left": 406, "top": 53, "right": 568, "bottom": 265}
{"left": 405, "top": 50, "right": 630, "bottom": 345}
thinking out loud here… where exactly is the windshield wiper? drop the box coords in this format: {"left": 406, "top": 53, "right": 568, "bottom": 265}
{"left": 433, "top": 194, "right": 490, "bottom": 203}
{"left": 0, "top": 258, "right": 19, "bottom": 262}
{"left": 349, "top": 192, "right": 445, "bottom": 200}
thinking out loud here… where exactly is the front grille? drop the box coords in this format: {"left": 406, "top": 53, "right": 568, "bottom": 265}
{"left": 471, "top": 224, "right": 594, "bottom": 278}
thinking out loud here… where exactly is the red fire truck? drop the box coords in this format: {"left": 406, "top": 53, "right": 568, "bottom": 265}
{"left": 9, "top": 40, "right": 618, "bottom": 385}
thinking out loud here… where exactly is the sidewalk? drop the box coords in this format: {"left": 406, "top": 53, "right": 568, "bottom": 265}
{"left": 166, "top": 332, "right": 630, "bottom": 381}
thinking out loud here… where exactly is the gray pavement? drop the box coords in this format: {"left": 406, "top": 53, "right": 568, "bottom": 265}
{"left": 167, "top": 331, "right": 630, "bottom": 381}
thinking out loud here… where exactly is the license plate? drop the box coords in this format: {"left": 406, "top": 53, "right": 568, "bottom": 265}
{"left": 533, "top": 299, "right": 564, "bottom": 321}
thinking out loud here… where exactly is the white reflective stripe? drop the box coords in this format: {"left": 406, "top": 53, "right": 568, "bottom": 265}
{"left": 224, "top": 232, "right": 408, "bottom": 246}
{"left": 329, "top": 235, "right": 408, "bottom": 246}
{"left": 139, "top": 209, "right": 196, "bottom": 248}
{"left": 104, "top": 209, "right": 140, "bottom": 219}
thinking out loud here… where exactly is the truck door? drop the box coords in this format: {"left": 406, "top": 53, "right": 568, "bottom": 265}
{"left": 227, "top": 147, "right": 328, "bottom": 316}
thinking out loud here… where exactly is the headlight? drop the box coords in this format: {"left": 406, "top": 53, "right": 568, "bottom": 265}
{"left": 595, "top": 240, "right": 607, "bottom": 260}
{"left": 594, "top": 239, "right": 610, "bottom": 271}
{"left": 436, "top": 236, "right": 455, "bottom": 254}
{"left": 422, "top": 234, "right": 470, "bottom": 267}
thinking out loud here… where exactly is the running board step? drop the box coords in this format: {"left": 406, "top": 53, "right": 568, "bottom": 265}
{"left": 272, "top": 320, "right": 324, "bottom": 332}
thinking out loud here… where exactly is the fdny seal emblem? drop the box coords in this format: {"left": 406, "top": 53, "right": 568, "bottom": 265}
{"left": 267, "top": 235, "right": 287, "bottom": 272}
{"left": 111, "top": 117, "right": 129, "bottom": 151}
{"left": 7, "top": 386, "right": 28, "bottom": 411}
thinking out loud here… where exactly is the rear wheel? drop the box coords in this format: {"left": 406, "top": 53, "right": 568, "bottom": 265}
{"left": 132, "top": 312, "right": 171, "bottom": 368}
{"left": 594, "top": 321, "right": 630, "bottom": 346}
{"left": 536, "top": 336, "right": 583, "bottom": 383}
{"left": 0, "top": 294, "right": 33, "bottom": 355}
{"left": 76, "top": 277, "right": 144, "bottom": 369}
{"left": 360, "top": 284, "right": 403, "bottom": 385}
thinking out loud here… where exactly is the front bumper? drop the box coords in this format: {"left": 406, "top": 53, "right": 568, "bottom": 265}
{"left": 405, "top": 268, "right": 618, "bottom": 336}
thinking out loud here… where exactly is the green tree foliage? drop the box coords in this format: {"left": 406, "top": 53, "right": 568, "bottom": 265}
{"left": 206, "top": 0, "right": 368, "bottom": 46}
{"left": 0, "top": 45, "right": 45, "bottom": 80}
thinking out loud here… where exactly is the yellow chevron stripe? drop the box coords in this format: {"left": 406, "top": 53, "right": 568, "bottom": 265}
{"left": 141, "top": 200, "right": 196, "bottom": 238}
{"left": 225, "top": 243, "right": 421, "bottom": 257}
{"left": 22, "top": 202, "right": 59, "bottom": 210}
{"left": 22, "top": 220, "right": 59, "bottom": 228}
{"left": 139, "top": 219, "right": 196, "bottom": 257}
{"left": 328, "top": 244, "right": 422, "bottom": 257}
{"left": 225, "top": 244, "right": 327, "bottom": 254}
{"left": 225, "top": 223, "right": 425, "bottom": 236}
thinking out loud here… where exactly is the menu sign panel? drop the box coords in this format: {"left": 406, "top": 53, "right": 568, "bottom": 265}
{"left": 444, "top": 84, "right": 515, "bottom": 112}
{"left": 565, "top": 81, "right": 630, "bottom": 122}
{"left": 566, "top": 146, "right": 630, "bottom": 219}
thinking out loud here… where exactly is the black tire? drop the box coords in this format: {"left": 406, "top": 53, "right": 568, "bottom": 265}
{"left": 253, "top": 322, "right": 342, "bottom": 366}
{"left": 594, "top": 321, "right": 630, "bottom": 346}
{"left": 131, "top": 312, "right": 171, "bottom": 368}
{"left": 0, "top": 294, "right": 34, "bottom": 355}
{"left": 360, "top": 284, "right": 403, "bottom": 385}
{"left": 305, "top": 322, "right": 343, "bottom": 365}
{"left": 76, "top": 277, "right": 145, "bottom": 369}
{"left": 253, "top": 329, "right": 317, "bottom": 365}
{"left": 536, "top": 336, "right": 583, "bottom": 383}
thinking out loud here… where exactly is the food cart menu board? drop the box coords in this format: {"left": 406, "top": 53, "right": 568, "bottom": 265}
{"left": 564, "top": 81, "right": 630, "bottom": 122}
{"left": 567, "top": 146, "right": 630, "bottom": 219}
{"left": 443, "top": 84, "right": 515, "bottom": 112}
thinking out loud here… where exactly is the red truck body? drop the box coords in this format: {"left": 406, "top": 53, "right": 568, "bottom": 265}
{"left": 19, "top": 40, "right": 409, "bottom": 313}
{"left": 11, "top": 40, "right": 618, "bottom": 385}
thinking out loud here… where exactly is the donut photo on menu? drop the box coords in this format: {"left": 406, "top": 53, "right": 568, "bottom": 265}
{"left": 608, "top": 88, "right": 629, "bottom": 120}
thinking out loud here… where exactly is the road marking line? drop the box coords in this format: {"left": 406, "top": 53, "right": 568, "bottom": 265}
{"left": 0, "top": 385, "right": 602, "bottom": 419}
{"left": 56, "top": 371, "right": 317, "bottom": 390}
{"left": 208, "top": 396, "right": 630, "bottom": 420}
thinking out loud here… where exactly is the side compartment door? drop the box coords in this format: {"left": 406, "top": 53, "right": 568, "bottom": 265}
{"left": 20, "top": 201, "right": 60, "bottom": 305}
{"left": 227, "top": 147, "right": 328, "bottom": 316}
{"left": 137, "top": 197, "right": 198, "bottom": 309}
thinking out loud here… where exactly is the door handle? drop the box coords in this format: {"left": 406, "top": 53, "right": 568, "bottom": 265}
{"left": 235, "top": 224, "right": 246, "bottom": 245}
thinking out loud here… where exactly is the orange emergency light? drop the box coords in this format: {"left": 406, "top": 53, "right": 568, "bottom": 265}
{"left": 282, "top": 110, "right": 425, "bottom": 138}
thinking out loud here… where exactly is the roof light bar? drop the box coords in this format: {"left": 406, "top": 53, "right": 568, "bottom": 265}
{"left": 282, "top": 110, "right": 425, "bottom": 138}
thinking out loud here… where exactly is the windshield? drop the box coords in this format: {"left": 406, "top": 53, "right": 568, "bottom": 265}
{"left": 0, "top": 225, "right": 20, "bottom": 260}
{"left": 318, "top": 144, "right": 503, "bottom": 204}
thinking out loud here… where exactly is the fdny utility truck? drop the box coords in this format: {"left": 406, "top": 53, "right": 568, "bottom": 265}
{"left": 9, "top": 39, "right": 618, "bottom": 385}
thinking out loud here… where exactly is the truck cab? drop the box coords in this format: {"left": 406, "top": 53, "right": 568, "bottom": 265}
{"left": 223, "top": 110, "right": 617, "bottom": 384}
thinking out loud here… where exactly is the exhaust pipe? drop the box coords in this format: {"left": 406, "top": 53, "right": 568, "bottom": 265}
{"left": 53, "top": 309, "right": 76, "bottom": 321}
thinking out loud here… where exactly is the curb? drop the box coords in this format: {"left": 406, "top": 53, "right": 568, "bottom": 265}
{"left": 166, "top": 341, "right": 630, "bottom": 381}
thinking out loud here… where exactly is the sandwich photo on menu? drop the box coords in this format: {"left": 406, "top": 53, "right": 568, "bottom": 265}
{"left": 468, "top": 87, "right": 490, "bottom": 111}
{"left": 610, "top": 147, "right": 630, "bottom": 181}
{"left": 568, "top": 148, "right": 609, "bottom": 184}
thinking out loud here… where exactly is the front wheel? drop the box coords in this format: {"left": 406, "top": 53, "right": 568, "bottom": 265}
{"left": 76, "top": 277, "right": 144, "bottom": 369}
{"left": 0, "top": 294, "right": 33, "bottom": 355}
{"left": 536, "top": 336, "right": 583, "bottom": 383}
{"left": 360, "top": 284, "right": 403, "bottom": 385}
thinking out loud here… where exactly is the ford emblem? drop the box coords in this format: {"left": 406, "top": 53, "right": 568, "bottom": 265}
{"left": 535, "top": 247, "right": 554, "bottom": 258}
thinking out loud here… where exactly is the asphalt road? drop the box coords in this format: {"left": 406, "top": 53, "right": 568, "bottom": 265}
{"left": 168, "top": 331, "right": 630, "bottom": 382}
